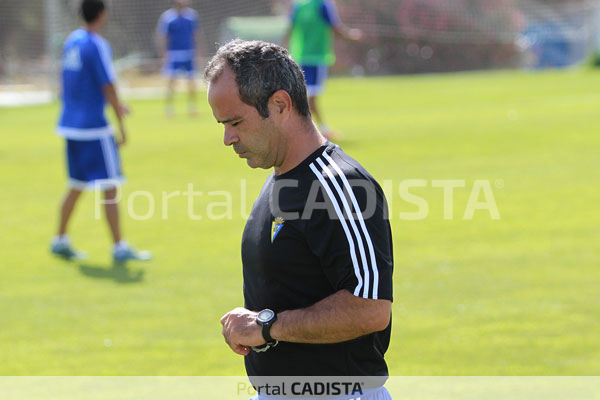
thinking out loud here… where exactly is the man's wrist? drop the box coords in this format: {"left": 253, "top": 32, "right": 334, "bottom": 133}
{"left": 256, "top": 309, "right": 278, "bottom": 345}
{"left": 269, "top": 310, "right": 286, "bottom": 342}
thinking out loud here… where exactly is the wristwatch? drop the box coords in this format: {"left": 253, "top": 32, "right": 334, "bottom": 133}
{"left": 256, "top": 309, "right": 278, "bottom": 346}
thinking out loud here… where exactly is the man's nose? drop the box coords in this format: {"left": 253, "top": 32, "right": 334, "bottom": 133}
{"left": 223, "top": 127, "right": 238, "bottom": 146}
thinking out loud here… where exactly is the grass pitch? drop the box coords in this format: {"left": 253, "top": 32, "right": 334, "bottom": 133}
{"left": 1, "top": 69, "right": 599, "bottom": 375}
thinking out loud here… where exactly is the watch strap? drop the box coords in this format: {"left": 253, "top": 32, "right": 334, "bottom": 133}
{"left": 262, "top": 321, "right": 275, "bottom": 344}
{"left": 257, "top": 309, "right": 277, "bottom": 345}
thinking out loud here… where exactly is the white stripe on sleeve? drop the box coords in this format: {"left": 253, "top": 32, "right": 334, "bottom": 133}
{"left": 93, "top": 36, "right": 116, "bottom": 82}
{"left": 309, "top": 162, "right": 364, "bottom": 297}
{"left": 323, "top": 152, "right": 380, "bottom": 299}
{"left": 315, "top": 157, "right": 371, "bottom": 298}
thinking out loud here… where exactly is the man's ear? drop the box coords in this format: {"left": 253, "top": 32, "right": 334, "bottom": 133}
{"left": 269, "top": 90, "right": 293, "bottom": 118}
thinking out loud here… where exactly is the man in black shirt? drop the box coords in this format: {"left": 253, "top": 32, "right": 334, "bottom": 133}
{"left": 205, "top": 40, "right": 393, "bottom": 398}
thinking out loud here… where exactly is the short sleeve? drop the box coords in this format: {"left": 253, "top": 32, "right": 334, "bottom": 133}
{"left": 305, "top": 169, "right": 393, "bottom": 301}
{"left": 157, "top": 12, "right": 168, "bottom": 36}
{"left": 321, "top": 0, "right": 341, "bottom": 27}
{"left": 86, "top": 39, "right": 114, "bottom": 86}
{"left": 289, "top": 2, "right": 299, "bottom": 24}
{"left": 190, "top": 9, "right": 200, "bottom": 32}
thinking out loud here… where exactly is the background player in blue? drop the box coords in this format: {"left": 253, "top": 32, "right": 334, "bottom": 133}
{"left": 156, "top": 0, "right": 201, "bottom": 117}
{"left": 51, "top": 0, "right": 151, "bottom": 263}
{"left": 285, "top": 0, "right": 363, "bottom": 140}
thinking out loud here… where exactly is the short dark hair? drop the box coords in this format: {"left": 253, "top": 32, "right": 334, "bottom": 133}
{"left": 80, "top": 0, "right": 105, "bottom": 23}
{"left": 204, "top": 40, "right": 310, "bottom": 119}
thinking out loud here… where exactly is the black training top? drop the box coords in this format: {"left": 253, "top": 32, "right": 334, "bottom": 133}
{"left": 241, "top": 142, "right": 394, "bottom": 376}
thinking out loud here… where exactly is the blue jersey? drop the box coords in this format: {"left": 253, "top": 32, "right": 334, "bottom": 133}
{"left": 57, "top": 29, "right": 115, "bottom": 140}
{"left": 157, "top": 8, "right": 198, "bottom": 62}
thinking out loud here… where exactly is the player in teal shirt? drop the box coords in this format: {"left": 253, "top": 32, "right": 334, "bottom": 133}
{"left": 286, "top": 0, "right": 362, "bottom": 140}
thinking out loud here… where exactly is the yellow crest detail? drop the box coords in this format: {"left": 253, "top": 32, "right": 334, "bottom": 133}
{"left": 271, "top": 217, "right": 285, "bottom": 243}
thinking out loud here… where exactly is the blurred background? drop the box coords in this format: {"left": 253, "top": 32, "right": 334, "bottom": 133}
{"left": 2, "top": 0, "right": 600, "bottom": 102}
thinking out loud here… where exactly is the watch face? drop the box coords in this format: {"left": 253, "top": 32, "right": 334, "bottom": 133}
{"left": 257, "top": 309, "right": 275, "bottom": 323}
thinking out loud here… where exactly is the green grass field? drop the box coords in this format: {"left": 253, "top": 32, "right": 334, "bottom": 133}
{"left": 1, "top": 69, "right": 599, "bottom": 376}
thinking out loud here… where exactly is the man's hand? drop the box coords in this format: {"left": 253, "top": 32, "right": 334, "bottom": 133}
{"left": 115, "top": 103, "right": 129, "bottom": 146}
{"left": 118, "top": 103, "right": 130, "bottom": 118}
{"left": 347, "top": 28, "right": 363, "bottom": 41}
{"left": 220, "top": 307, "right": 265, "bottom": 356}
{"left": 334, "top": 26, "right": 364, "bottom": 42}
{"left": 116, "top": 125, "right": 127, "bottom": 147}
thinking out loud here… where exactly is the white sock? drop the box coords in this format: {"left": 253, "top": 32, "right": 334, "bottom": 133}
{"left": 113, "top": 240, "right": 129, "bottom": 252}
{"left": 53, "top": 235, "right": 70, "bottom": 245}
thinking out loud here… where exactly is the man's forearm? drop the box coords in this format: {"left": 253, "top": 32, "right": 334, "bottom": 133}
{"left": 333, "top": 25, "right": 362, "bottom": 42}
{"left": 103, "top": 83, "right": 123, "bottom": 124}
{"left": 102, "top": 83, "right": 127, "bottom": 144}
{"left": 156, "top": 35, "right": 167, "bottom": 59}
{"left": 270, "top": 289, "right": 391, "bottom": 344}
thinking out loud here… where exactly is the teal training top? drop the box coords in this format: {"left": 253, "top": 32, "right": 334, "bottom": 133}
{"left": 289, "top": 0, "right": 339, "bottom": 66}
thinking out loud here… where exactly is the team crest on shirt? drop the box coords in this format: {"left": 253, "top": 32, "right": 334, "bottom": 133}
{"left": 63, "top": 47, "right": 82, "bottom": 70}
{"left": 271, "top": 217, "right": 284, "bottom": 243}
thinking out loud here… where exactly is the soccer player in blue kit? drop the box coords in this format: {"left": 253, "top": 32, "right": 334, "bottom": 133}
{"left": 157, "top": 0, "right": 201, "bottom": 117}
{"left": 51, "top": 0, "right": 151, "bottom": 262}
